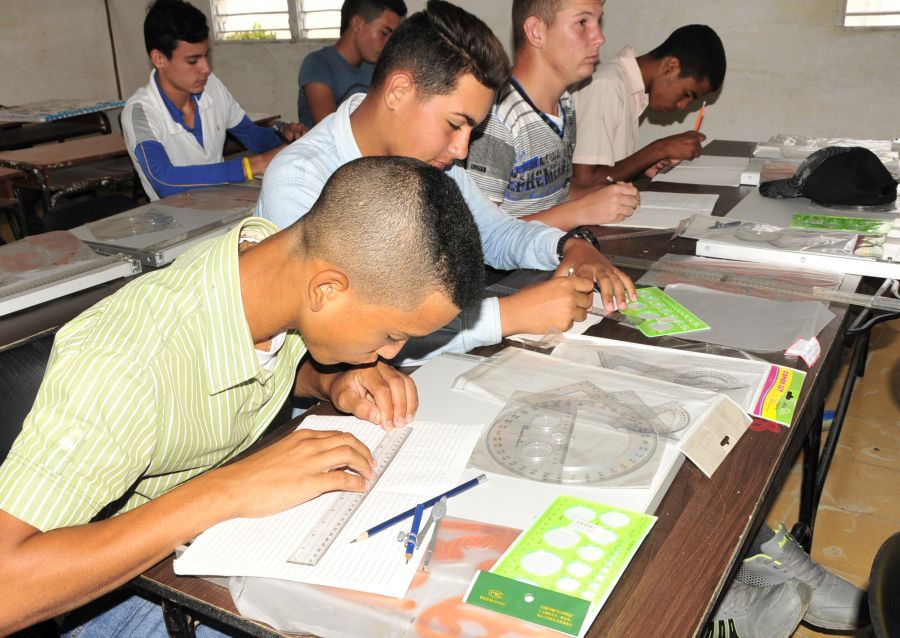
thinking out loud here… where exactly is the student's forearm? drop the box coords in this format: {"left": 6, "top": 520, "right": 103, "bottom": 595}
{"left": 520, "top": 199, "right": 589, "bottom": 231}
{"left": 573, "top": 144, "right": 665, "bottom": 187}
{"left": 0, "top": 470, "right": 241, "bottom": 634}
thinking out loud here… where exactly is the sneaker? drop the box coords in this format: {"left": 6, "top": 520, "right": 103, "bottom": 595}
{"left": 703, "top": 580, "right": 812, "bottom": 638}
{"left": 736, "top": 524, "right": 864, "bottom": 631}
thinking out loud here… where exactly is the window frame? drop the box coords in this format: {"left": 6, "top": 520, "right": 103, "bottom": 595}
{"left": 842, "top": 0, "right": 900, "bottom": 29}
{"left": 209, "top": 0, "right": 342, "bottom": 43}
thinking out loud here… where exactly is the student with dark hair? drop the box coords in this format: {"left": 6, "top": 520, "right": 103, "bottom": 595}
{"left": 571, "top": 24, "right": 727, "bottom": 185}
{"left": 261, "top": 0, "right": 635, "bottom": 364}
{"left": 298, "top": 0, "right": 407, "bottom": 127}
{"left": 0, "top": 156, "right": 485, "bottom": 635}
{"left": 123, "top": 0, "right": 307, "bottom": 200}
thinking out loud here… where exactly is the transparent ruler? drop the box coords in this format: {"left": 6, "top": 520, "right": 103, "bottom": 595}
{"left": 607, "top": 254, "right": 900, "bottom": 312}
{"left": 287, "top": 427, "right": 411, "bottom": 566}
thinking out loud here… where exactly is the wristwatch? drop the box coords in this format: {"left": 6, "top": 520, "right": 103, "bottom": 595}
{"left": 556, "top": 227, "right": 599, "bottom": 262}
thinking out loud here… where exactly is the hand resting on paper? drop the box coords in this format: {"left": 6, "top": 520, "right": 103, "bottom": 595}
{"left": 322, "top": 360, "right": 419, "bottom": 431}
{"left": 556, "top": 238, "right": 636, "bottom": 313}
{"left": 212, "top": 428, "right": 376, "bottom": 520}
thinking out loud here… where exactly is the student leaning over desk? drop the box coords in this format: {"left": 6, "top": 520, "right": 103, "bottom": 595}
{"left": 0, "top": 156, "right": 486, "bottom": 636}
{"left": 122, "top": 0, "right": 308, "bottom": 201}
{"left": 260, "top": 0, "right": 636, "bottom": 366}
{"left": 570, "top": 24, "right": 726, "bottom": 186}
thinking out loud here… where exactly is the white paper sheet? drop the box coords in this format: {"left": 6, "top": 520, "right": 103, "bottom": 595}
{"left": 606, "top": 192, "right": 719, "bottom": 228}
{"left": 174, "top": 417, "right": 484, "bottom": 597}
{"left": 651, "top": 155, "right": 749, "bottom": 187}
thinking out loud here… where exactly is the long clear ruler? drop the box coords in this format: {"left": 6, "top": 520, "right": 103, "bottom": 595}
{"left": 287, "top": 427, "right": 412, "bottom": 566}
{"left": 607, "top": 254, "right": 900, "bottom": 312}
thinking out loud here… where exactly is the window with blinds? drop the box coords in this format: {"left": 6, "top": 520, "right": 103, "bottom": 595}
{"left": 844, "top": 0, "right": 900, "bottom": 27}
{"left": 210, "top": 0, "right": 342, "bottom": 41}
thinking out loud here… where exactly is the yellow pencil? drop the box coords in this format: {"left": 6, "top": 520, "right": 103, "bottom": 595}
{"left": 693, "top": 101, "right": 706, "bottom": 132}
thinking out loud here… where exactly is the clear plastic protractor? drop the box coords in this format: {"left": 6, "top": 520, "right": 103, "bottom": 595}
{"left": 486, "top": 397, "right": 657, "bottom": 485}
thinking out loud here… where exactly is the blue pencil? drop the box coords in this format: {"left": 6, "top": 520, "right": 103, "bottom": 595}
{"left": 404, "top": 503, "right": 424, "bottom": 562}
{"left": 351, "top": 474, "right": 487, "bottom": 543}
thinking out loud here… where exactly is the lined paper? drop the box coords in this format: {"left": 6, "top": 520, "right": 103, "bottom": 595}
{"left": 607, "top": 192, "right": 720, "bottom": 229}
{"left": 174, "top": 416, "right": 484, "bottom": 597}
{"left": 651, "top": 155, "right": 749, "bottom": 187}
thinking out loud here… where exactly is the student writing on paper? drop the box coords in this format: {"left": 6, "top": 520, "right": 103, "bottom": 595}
{"left": 0, "top": 157, "right": 486, "bottom": 636}
{"left": 259, "top": 0, "right": 635, "bottom": 365}
{"left": 571, "top": 24, "right": 726, "bottom": 185}
{"left": 122, "top": 0, "right": 308, "bottom": 201}
{"left": 298, "top": 0, "right": 407, "bottom": 128}
{"left": 465, "top": 0, "right": 641, "bottom": 230}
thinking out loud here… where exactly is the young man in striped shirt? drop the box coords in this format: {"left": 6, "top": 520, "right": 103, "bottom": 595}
{"left": 465, "top": 0, "right": 640, "bottom": 230}
{"left": 0, "top": 157, "right": 485, "bottom": 635}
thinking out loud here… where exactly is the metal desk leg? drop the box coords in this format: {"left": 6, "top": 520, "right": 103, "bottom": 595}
{"left": 162, "top": 599, "right": 196, "bottom": 638}
{"left": 793, "top": 403, "right": 823, "bottom": 552}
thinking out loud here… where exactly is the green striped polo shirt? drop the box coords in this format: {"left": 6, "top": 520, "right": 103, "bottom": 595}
{"left": 0, "top": 218, "right": 306, "bottom": 531}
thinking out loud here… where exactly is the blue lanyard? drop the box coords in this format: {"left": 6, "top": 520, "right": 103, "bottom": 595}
{"left": 509, "top": 76, "right": 565, "bottom": 139}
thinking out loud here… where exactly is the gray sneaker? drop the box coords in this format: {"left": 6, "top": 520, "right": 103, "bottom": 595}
{"left": 736, "top": 524, "right": 863, "bottom": 631}
{"left": 703, "top": 580, "right": 811, "bottom": 638}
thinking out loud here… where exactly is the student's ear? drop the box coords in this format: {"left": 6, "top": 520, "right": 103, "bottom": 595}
{"left": 349, "top": 14, "right": 364, "bottom": 34}
{"left": 661, "top": 56, "right": 682, "bottom": 78}
{"left": 149, "top": 49, "right": 168, "bottom": 70}
{"left": 522, "top": 15, "right": 546, "bottom": 49}
{"left": 382, "top": 72, "right": 415, "bottom": 112}
{"left": 307, "top": 268, "right": 351, "bottom": 313}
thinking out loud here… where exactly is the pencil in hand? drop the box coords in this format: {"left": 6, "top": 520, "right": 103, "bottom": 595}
{"left": 693, "top": 101, "right": 706, "bottom": 132}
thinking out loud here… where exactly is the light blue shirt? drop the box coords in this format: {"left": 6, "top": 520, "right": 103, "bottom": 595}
{"left": 258, "top": 93, "right": 565, "bottom": 363}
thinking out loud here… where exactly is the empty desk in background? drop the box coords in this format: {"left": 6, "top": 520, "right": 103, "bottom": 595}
{"left": 0, "top": 133, "right": 133, "bottom": 233}
{"left": 132, "top": 140, "right": 857, "bottom": 638}
{"left": 0, "top": 99, "right": 123, "bottom": 151}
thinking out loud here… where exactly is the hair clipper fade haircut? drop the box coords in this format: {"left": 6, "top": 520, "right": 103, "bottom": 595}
{"left": 339, "top": 0, "right": 408, "bottom": 34}
{"left": 143, "top": 0, "right": 208, "bottom": 57}
{"left": 512, "top": 0, "right": 565, "bottom": 53}
{"left": 370, "top": 0, "right": 510, "bottom": 99}
{"left": 648, "top": 24, "right": 727, "bottom": 92}
{"left": 291, "top": 156, "right": 484, "bottom": 311}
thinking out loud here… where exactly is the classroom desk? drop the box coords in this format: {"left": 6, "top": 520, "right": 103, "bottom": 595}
{"left": 0, "top": 133, "right": 133, "bottom": 233}
{"left": 129, "top": 141, "right": 856, "bottom": 637}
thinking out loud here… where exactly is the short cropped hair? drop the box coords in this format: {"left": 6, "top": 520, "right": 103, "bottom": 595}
{"left": 648, "top": 25, "right": 727, "bottom": 92}
{"left": 289, "top": 156, "right": 484, "bottom": 311}
{"left": 512, "top": 0, "right": 564, "bottom": 53}
{"left": 340, "top": 0, "right": 408, "bottom": 34}
{"left": 370, "top": 0, "right": 510, "bottom": 99}
{"left": 143, "top": 0, "right": 208, "bottom": 58}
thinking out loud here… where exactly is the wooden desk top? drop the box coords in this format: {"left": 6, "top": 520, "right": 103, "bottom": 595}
{"left": 0, "top": 133, "right": 126, "bottom": 171}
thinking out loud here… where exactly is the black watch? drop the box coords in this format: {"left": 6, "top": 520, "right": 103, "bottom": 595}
{"left": 556, "top": 227, "right": 598, "bottom": 262}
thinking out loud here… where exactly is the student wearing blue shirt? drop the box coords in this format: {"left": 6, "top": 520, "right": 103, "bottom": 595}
{"left": 298, "top": 0, "right": 407, "bottom": 128}
{"left": 122, "top": 0, "right": 307, "bottom": 200}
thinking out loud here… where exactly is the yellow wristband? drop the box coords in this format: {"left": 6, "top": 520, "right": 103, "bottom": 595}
{"left": 242, "top": 157, "right": 253, "bottom": 181}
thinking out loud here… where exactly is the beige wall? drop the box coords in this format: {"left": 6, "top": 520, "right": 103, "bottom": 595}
{"left": 2, "top": 0, "right": 899, "bottom": 145}
{"left": 0, "top": 0, "right": 118, "bottom": 105}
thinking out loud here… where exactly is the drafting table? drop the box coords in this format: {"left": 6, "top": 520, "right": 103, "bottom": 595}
{"left": 0, "top": 99, "right": 120, "bottom": 151}
{"left": 130, "top": 141, "right": 860, "bottom": 637}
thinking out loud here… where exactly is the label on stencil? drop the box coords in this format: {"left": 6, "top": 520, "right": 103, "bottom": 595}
{"left": 753, "top": 365, "right": 807, "bottom": 427}
{"left": 786, "top": 337, "right": 822, "bottom": 367}
{"left": 464, "top": 571, "right": 590, "bottom": 636}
